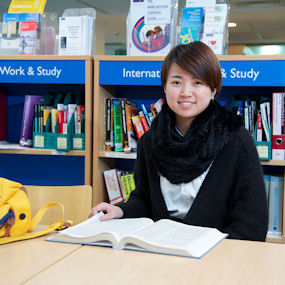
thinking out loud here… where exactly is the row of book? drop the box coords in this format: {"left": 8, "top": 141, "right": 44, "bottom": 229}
{"left": 234, "top": 99, "right": 271, "bottom": 141}
{"left": 233, "top": 92, "right": 285, "bottom": 160}
{"left": 103, "top": 168, "right": 136, "bottom": 205}
{"left": 264, "top": 174, "right": 284, "bottom": 236}
{"left": 104, "top": 98, "right": 164, "bottom": 153}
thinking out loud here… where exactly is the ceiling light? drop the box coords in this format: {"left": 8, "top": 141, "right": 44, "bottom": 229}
{"left": 228, "top": 22, "right": 237, "bottom": 28}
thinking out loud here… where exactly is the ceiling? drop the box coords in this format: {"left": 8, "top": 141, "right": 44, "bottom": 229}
{"left": 1, "top": 0, "right": 285, "bottom": 46}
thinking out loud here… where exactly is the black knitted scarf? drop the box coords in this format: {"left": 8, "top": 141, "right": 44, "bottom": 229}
{"left": 150, "top": 100, "right": 243, "bottom": 184}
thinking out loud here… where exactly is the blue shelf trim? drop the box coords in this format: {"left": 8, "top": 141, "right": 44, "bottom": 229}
{"left": 0, "top": 60, "right": 85, "bottom": 84}
{"left": 99, "top": 60, "right": 285, "bottom": 87}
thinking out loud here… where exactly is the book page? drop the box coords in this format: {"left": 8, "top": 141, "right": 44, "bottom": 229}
{"left": 122, "top": 219, "right": 227, "bottom": 257}
{"left": 59, "top": 213, "right": 154, "bottom": 244}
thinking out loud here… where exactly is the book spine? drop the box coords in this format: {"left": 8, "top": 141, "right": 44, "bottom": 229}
{"left": 141, "top": 104, "right": 151, "bottom": 127}
{"left": 131, "top": 115, "right": 145, "bottom": 139}
{"left": 120, "top": 98, "right": 130, "bottom": 153}
{"left": 125, "top": 99, "right": 137, "bottom": 151}
{"left": 112, "top": 99, "right": 123, "bottom": 152}
{"left": 138, "top": 110, "right": 149, "bottom": 132}
{"left": 120, "top": 172, "right": 136, "bottom": 201}
{"left": 268, "top": 175, "right": 284, "bottom": 235}
{"left": 115, "top": 169, "right": 127, "bottom": 202}
{"left": 105, "top": 98, "right": 112, "bottom": 151}
{"left": 20, "top": 95, "right": 44, "bottom": 147}
{"left": 256, "top": 111, "right": 263, "bottom": 142}
{"left": 244, "top": 101, "right": 249, "bottom": 131}
{"left": 260, "top": 102, "right": 270, "bottom": 142}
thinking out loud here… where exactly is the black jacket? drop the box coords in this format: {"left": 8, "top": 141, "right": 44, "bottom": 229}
{"left": 119, "top": 103, "right": 268, "bottom": 242}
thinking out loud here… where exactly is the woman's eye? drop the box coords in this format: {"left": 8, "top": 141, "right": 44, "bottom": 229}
{"left": 172, "top": 81, "right": 181, "bottom": 85}
{"left": 195, "top": 81, "right": 202, "bottom": 85}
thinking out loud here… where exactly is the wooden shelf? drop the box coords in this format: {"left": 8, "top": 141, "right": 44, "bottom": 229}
{"left": 0, "top": 148, "right": 86, "bottom": 156}
{"left": 98, "top": 151, "right": 137, "bottom": 159}
{"left": 261, "top": 160, "right": 285, "bottom": 166}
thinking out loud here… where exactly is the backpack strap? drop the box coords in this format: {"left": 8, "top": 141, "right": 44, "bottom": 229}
{"left": 0, "top": 202, "right": 65, "bottom": 245}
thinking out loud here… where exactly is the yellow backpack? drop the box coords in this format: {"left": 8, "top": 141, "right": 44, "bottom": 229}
{"left": 0, "top": 177, "right": 65, "bottom": 244}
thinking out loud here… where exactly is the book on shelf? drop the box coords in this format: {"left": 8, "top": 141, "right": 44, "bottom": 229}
{"left": 20, "top": 95, "right": 44, "bottom": 147}
{"left": 125, "top": 99, "right": 137, "bottom": 152}
{"left": 104, "top": 98, "right": 112, "bottom": 151}
{"left": 120, "top": 171, "right": 136, "bottom": 201}
{"left": 268, "top": 175, "right": 284, "bottom": 236}
{"left": 46, "top": 212, "right": 228, "bottom": 259}
{"left": 103, "top": 169, "right": 124, "bottom": 205}
{"left": 260, "top": 101, "right": 271, "bottom": 142}
{"left": 272, "top": 92, "right": 285, "bottom": 160}
{"left": 138, "top": 110, "right": 149, "bottom": 132}
{"left": 112, "top": 99, "right": 123, "bottom": 152}
{"left": 131, "top": 115, "right": 145, "bottom": 140}
{"left": 120, "top": 98, "right": 130, "bottom": 153}
{"left": 263, "top": 174, "right": 270, "bottom": 203}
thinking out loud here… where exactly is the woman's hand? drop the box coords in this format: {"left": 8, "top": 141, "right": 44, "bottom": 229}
{"left": 88, "top": 202, "right": 124, "bottom": 221}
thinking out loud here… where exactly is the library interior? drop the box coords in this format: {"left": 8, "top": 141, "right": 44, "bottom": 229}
{"left": 1, "top": 1, "right": 285, "bottom": 284}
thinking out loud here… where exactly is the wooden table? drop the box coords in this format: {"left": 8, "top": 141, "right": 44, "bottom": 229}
{"left": 2, "top": 237, "right": 285, "bottom": 285}
{"left": 0, "top": 236, "right": 81, "bottom": 285}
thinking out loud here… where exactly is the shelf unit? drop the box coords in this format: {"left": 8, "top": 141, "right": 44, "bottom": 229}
{"left": 93, "top": 55, "right": 285, "bottom": 243}
{"left": 0, "top": 55, "right": 93, "bottom": 186}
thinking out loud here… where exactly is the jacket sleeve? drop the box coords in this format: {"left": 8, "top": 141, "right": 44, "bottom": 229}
{"left": 224, "top": 129, "right": 268, "bottom": 241}
{"left": 118, "top": 133, "right": 152, "bottom": 218}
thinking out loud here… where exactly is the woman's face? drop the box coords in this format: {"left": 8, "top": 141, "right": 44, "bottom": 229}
{"left": 164, "top": 63, "right": 213, "bottom": 132}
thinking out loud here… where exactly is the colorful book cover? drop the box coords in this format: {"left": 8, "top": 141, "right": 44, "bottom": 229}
{"left": 131, "top": 115, "right": 144, "bottom": 140}
{"left": 120, "top": 172, "right": 136, "bottom": 201}
{"left": 103, "top": 169, "right": 124, "bottom": 205}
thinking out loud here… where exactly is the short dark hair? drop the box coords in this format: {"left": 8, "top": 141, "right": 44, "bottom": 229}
{"left": 161, "top": 42, "right": 222, "bottom": 95}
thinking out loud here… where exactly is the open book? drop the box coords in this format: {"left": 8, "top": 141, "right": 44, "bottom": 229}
{"left": 46, "top": 212, "right": 228, "bottom": 258}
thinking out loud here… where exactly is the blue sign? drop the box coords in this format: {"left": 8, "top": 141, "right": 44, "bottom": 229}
{"left": 0, "top": 60, "right": 85, "bottom": 84}
{"left": 100, "top": 61, "right": 162, "bottom": 85}
{"left": 99, "top": 59, "right": 285, "bottom": 87}
{"left": 221, "top": 60, "right": 285, "bottom": 86}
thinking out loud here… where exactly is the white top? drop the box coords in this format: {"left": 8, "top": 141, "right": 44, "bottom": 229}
{"left": 160, "top": 164, "right": 212, "bottom": 220}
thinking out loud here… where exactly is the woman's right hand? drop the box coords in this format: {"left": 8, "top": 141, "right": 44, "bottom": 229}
{"left": 88, "top": 202, "right": 124, "bottom": 221}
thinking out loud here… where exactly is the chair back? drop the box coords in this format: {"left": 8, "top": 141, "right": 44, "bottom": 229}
{"left": 23, "top": 185, "right": 92, "bottom": 225}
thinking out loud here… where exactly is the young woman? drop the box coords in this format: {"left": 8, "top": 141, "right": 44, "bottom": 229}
{"left": 90, "top": 42, "right": 268, "bottom": 241}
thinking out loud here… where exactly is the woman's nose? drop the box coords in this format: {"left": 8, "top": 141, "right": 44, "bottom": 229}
{"left": 181, "top": 84, "right": 193, "bottom": 96}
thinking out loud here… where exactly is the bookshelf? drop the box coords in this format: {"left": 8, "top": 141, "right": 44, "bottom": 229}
{"left": 0, "top": 55, "right": 93, "bottom": 186}
{"left": 93, "top": 55, "right": 285, "bottom": 243}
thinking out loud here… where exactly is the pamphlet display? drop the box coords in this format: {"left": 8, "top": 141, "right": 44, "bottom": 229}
{"left": 178, "top": 0, "right": 229, "bottom": 55}
{"left": 127, "top": 0, "right": 178, "bottom": 56}
{"left": 58, "top": 8, "right": 96, "bottom": 55}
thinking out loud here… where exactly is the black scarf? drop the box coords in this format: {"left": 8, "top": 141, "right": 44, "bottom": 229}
{"left": 150, "top": 100, "right": 243, "bottom": 184}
